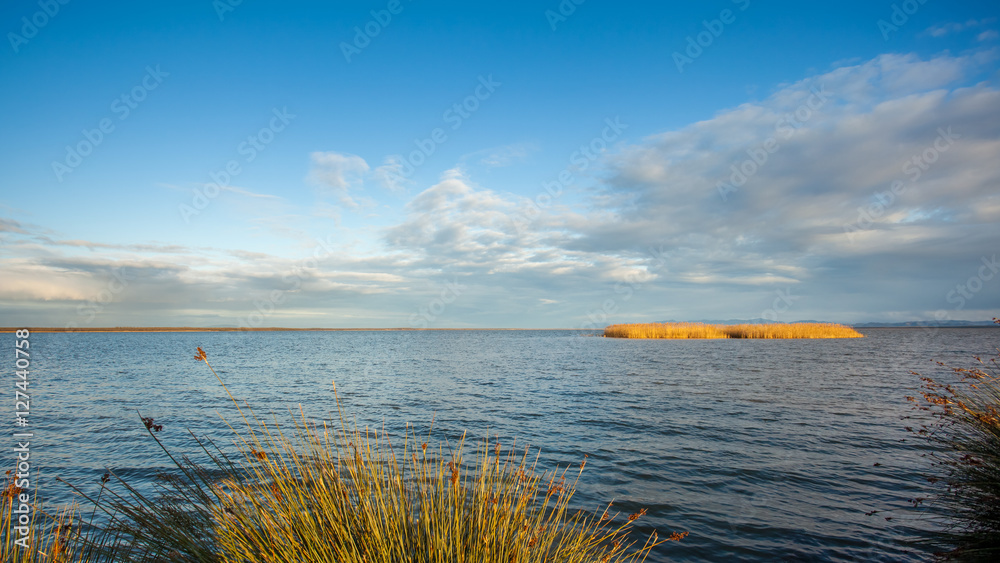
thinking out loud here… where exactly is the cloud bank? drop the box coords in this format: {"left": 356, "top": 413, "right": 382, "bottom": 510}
{"left": 3, "top": 50, "right": 999, "bottom": 327}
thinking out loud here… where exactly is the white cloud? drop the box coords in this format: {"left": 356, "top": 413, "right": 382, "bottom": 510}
{"left": 371, "top": 156, "right": 409, "bottom": 193}
{"left": 925, "top": 19, "right": 995, "bottom": 37}
{"left": 307, "top": 152, "right": 371, "bottom": 208}
{"left": 560, "top": 49, "right": 1000, "bottom": 309}
{"left": 470, "top": 142, "right": 536, "bottom": 168}
{"left": 222, "top": 185, "right": 282, "bottom": 199}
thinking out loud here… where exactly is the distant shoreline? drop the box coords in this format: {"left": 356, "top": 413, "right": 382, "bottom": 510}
{"left": 1, "top": 325, "right": 995, "bottom": 333}
{"left": 0, "top": 327, "right": 597, "bottom": 333}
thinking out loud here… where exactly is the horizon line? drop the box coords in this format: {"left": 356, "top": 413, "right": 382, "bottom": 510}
{"left": 3, "top": 322, "right": 997, "bottom": 333}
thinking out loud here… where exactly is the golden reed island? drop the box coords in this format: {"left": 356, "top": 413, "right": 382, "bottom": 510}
{"left": 603, "top": 322, "right": 865, "bottom": 339}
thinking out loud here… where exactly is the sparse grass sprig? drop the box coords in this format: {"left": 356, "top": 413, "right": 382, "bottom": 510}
{"left": 910, "top": 319, "right": 1000, "bottom": 560}
{"left": 1, "top": 470, "right": 137, "bottom": 563}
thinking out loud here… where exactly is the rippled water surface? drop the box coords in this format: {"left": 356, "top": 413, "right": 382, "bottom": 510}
{"left": 13, "top": 328, "right": 1000, "bottom": 561}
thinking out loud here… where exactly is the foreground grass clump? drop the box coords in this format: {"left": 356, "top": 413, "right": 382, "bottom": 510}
{"left": 1, "top": 474, "right": 130, "bottom": 563}
{"left": 603, "top": 322, "right": 864, "bottom": 339}
{"left": 1, "top": 484, "right": 73, "bottom": 563}
{"left": 910, "top": 320, "right": 1000, "bottom": 561}
{"left": 3, "top": 347, "right": 683, "bottom": 562}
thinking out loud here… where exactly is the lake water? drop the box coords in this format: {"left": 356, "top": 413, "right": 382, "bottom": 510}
{"left": 11, "top": 328, "right": 999, "bottom": 561}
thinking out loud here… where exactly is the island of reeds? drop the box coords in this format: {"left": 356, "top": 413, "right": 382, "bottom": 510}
{"left": 603, "top": 322, "right": 865, "bottom": 339}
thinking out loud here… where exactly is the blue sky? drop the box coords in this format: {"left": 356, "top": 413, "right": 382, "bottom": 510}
{"left": 1, "top": 0, "right": 998, "bottom": 328}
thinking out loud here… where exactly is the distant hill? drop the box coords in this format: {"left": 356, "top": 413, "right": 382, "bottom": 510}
{"left": 852, "top": 320, "right": 998, "bottom": 328}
